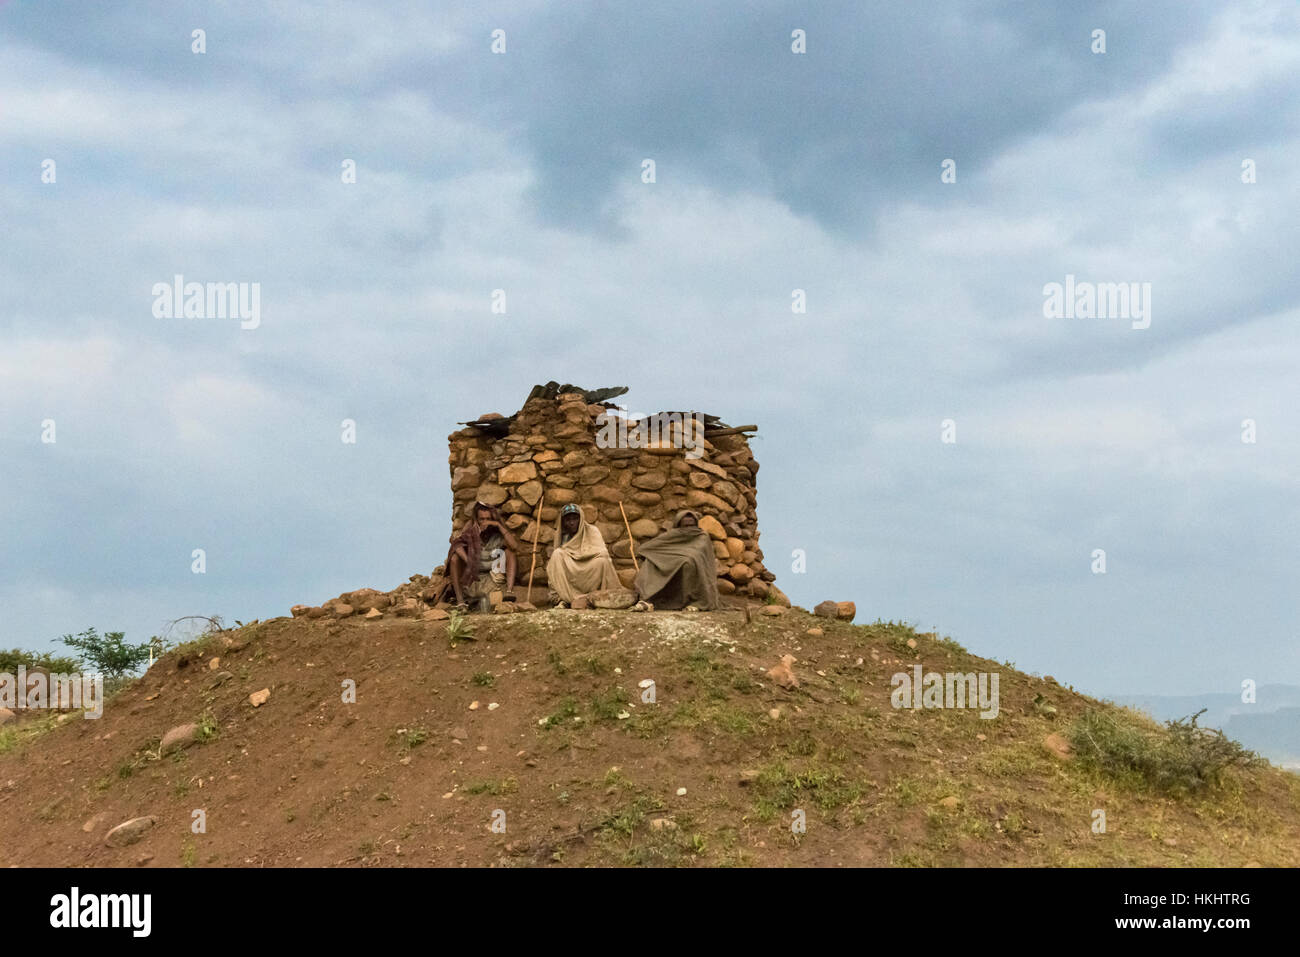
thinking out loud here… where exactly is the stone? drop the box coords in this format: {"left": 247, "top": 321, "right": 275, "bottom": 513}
{"left": 761, "top": 605, "right": 786, "bottom": 617}
{"left": 631, "top": 471, "right": 667, "bottom": 491}
{"left": 747, "top": 579, "right": 770, "bottom": 600}
{"left": 450, "top": 727, "right": 469, "bottom": 741}
{"left": 688, "top": 472, "right": 712, "bottom": 489}
{"left": 650, "top": 818, "right": 677, "bottom": 831}
{"left": 499, "top": 461, "right": 537, "bottom": 483}
{"left": 517, "top": 480, "right": 543, "bottom": 506}
{"left": 836, "top": 602, "right": 856, "bottom": 622}
{"left": 305, "top": 606, "right": 328, "bottom": 619}
{"left": 589, "top": 485, "right": 623, "bottom": 504}
{"left": 728, "top": 564, "right": 754, "bottom": 584}
{"left": 716, "top": 579, "right": 736, "bottom": 594}
{"left": 475, "top": 484, "right": 509, "bottom": 506}
{"left": 1043, "top": 733, "right": 1073, "bottom": 760}
{"left": 364, "top": 607, "right": 383, "bottom": 619}
{"left": 806, "top": 627, "right": 824, "bottom": 637}
{"left": 675, "top": 787, "right": 687, "bottom": 796}
{"left": 712, "top": 541, "right": 730, "bottom": 561}
{"left": 938, "top": 796, "right": 960, "bottom": 809}
{"left": 629, "top": 518, "right": 660, "bottom": 540}
{"left": 814, "top": 601, "right": 839, "bottom": 618}
{"left": 451, "top": 466, "right": 481, "bottom": 491}
{"left": 105, "top": 817, "right": 156, "bottom": 848}
{"left": 249, "top": 688, "right": 271, "bottom": 707}
{"left": 685, "top": 489, "right": 730, "bottom": 512}
{"left": 544, "top": 487, "right": 578, "bottom": 506}
{"left": 160, "top": 723, "right": 201, "bottom": 755}
{"left": 688, "top": 459, "right": 728, "bottom": 478}
{"left": 590, "top": 588, "right": 637, "bottom": 610}
{"left": 208, "top": 657, "right": 221, "bottom": 671}
{"left": 630, "top": 491, "right": 662, "bottom": 506}
{"left": 696, "top": 515, "right": 726, "bottom": 541}
{"left": 578, "top": 465, "right": 611, "bottom": 485}
{"left": 905, "top": 638, "right": 918, "bottom": 649}
{"left": 532, "top": 450, "right": 560, "bottom": 464}
{"left": 290, "top": 605, "right": 309, "bottom": 618}
{"left": 616, "top": 567, "right": 638, "bottom": 589}
{"left": 333, "top": 602, "right": 355, "bottom": 618}
{"left": 766, "top": 654, "right": 798, "bottom": 689}
{"left": 548, "top": 474, "right": 576, "bottom": 490}
{"left": 422, "top": 608, "right": 450, "bottom": 621}
{"left": 570, "top": 596, "right": 590, "bottom": 610}
{"left": 725, "top": 538, "right": 745, "bottom": 562}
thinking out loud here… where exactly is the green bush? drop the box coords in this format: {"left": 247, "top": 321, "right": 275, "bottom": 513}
{"left": 1068, "top": 708, "right": 1263, "bottom": 794}
{"left": 0, "top": 647, "right": 81, "bottom": 674}
{"left": 58, "top": 628, "right": 154, "bottom": 685}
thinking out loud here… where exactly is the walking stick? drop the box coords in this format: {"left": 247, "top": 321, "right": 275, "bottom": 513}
{"left": 526, "top": 497, "right": 544, "bottom": 603}
{"left": 619, "top": 502, "right": 639, "bottom": 572}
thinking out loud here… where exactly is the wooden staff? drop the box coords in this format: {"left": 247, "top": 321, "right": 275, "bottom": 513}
{"left": 619, "top": 502, "right": 639, "bottom": 572}
{"left": 526, "top": 497, "right": 544, "bottom": 603}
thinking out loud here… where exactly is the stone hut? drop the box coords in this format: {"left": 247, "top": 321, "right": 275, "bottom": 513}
{"left": 446, "top": 383, "right": 782, "bottom": 603}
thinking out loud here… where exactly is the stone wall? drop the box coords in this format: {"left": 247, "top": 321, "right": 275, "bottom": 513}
{"left": 447, "top": 391, "right": 781, "bottom": 602}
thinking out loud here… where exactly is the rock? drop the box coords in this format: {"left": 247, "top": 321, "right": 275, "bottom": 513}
{"left": 517, "top": 480, "right": 543, "bottom": 506}
{"left": 493, "top": 603, "right": 516, "bottom": 615}
{"left": 938, "top": 796, "right": 960, "bottom": 809}
{"left": 590, "top": 588, "right": 637, "bottom": 610}
{"left": 814, "top": 601, "right": 839, "bottom": 618}
{"left": 451, "top": 465, "right": 481, "bottom": 491}
{"left": 578, "top": 465, "right": 611, "bottom": 485}
{"left": 688, "top": 472, "right": 712, "bottom": 489}
{"left": 570, "top": 595, "right": 590, "bottom": 610}
{"left": 469, "top": 701, "right": 480, "bottom": 711}
{"left": 768, "top": 585, "right": 791, "bottom": 608}
{"left": 305, "top": 606, "right": 328, "bottom": 619}
{"left": 498, "top": 461, "right": 537, "bottom": 484}
{"left": 589, "top": 485, "right": 623, "bottom": 504}
{"left": 728, "top": 564, "right": 754, "bottom": 584}
{"left": 688, "top": 459, "right": 728, "bottom": 478}
{"left": 675, "top": 787, "right": 687, "bottom": 796}
{"left": 716, "top": 579, "right": 736, "bottom": 595}
{"left": 0, "top": 708, "right": 14, "bottom": 727}
{"left": 488, "top": 702, "right": 499, "bottom": 711}
{"left": 766, "top": 654, "right": 799, "bottom": 689}
{"left": 333, "top": 603, "right": 355, "bottom": 618}
{"left": 544, "top": 487, "right": 578, "bottom": 506}
{"left": 628, "top": 518, "right": 660, "bottom": 540}
{"left": 650, "top": 818, "right": 677, "bottom": 831}
{"left": 768, "top": 708, "right": 781, "bottom": 720}
{"left": 290, "top": 605, "right": 310, "bottom": 618}
{"left": 631, "top": 471, "right": 667, "bottom": 491}
{"left": 616, "top": 567, "right": 638, "bottom": 589}
{"left": 1043, "top": 733, "right": 1073, "bottom": 760}
{"left": 696, "top": 515, "right": 726, "bottom": 541}
{"left": 976, "top": 733, "right": 987, "bottom": 741}
{"left": 515, "top": 602, "right": 536, "bottom": 612}
{"left": 208, "top": 657, "right": 220, "bottom": 670}
{"left": 160, "top": 723, "right": 201, "bottom": 755}
{"left": 105, "top": 816, "right": 156, "bottom": 848}
{"left": 450, "top": 727, "right": 469, "bottom": 741}
{"left": 207, "top": 671, "right": 234, "bottom": 689}
{"left": 761, "top": 605, "right": 786, "bottom": 617}
{"left": 806, "top": 627, "right": 824, "bottom": 637}
{"left": 364, "top": 608, "right": 383, "bottom": 619}
{"left": 725, "top": 538, "right": 745, "bottom": 562}
{"left": 475, "top": 484, "right": 509, "bottom": 506}
{"left": 685, "top": 489, "right": 730, "bottom": 512}
{"left": 422, "top": 608, "right": 450, "bottom": 621}
{"left": 249, "top": 688, "right": 271, "bottom": 708}
{"left": 836, "top": 601, "right": 856, "bottom": 622}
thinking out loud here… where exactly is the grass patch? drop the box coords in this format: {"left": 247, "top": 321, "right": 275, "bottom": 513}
{"left": 465, "top": 777, "right": 518, "bottom": 796}
{"left": 471, "top": 672, "right": 495, "bottom": 687}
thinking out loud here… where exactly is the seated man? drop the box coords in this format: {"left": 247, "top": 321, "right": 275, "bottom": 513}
{"left": 546, "top": 503, "right": 620, "bottom": 607}
{"left": 444, "top": 500, "right": 519, "bottom": 611}
{"left": 632, "top": 509, "right": 721, "bottom": 611}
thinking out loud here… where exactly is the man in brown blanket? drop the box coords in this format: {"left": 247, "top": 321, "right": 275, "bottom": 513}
{"left": 444, "top": 500, "right": 519, "bottom": 610}
{"left": 632, "top": 509, "right": 721, "bottom": 611}
{"left": 546, "top": 503, "right": 620, "bottom": 607}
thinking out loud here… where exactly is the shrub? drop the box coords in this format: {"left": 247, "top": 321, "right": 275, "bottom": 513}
{"left": 1068, "top": 708, "right": 1262, "bottom": 794}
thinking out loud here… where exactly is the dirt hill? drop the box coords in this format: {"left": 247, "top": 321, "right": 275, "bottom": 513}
{"left": 2, "top": 605, "right": 1297, "bottom": 867}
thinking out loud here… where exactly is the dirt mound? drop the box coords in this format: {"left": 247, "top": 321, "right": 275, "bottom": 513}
{"left": 2, "top": 609, "right": 1297, "bottom": 867}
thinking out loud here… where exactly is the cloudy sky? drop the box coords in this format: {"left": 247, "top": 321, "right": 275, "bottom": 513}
{"left": 3, "top": 1, "right": 1297, "bottom": 698}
